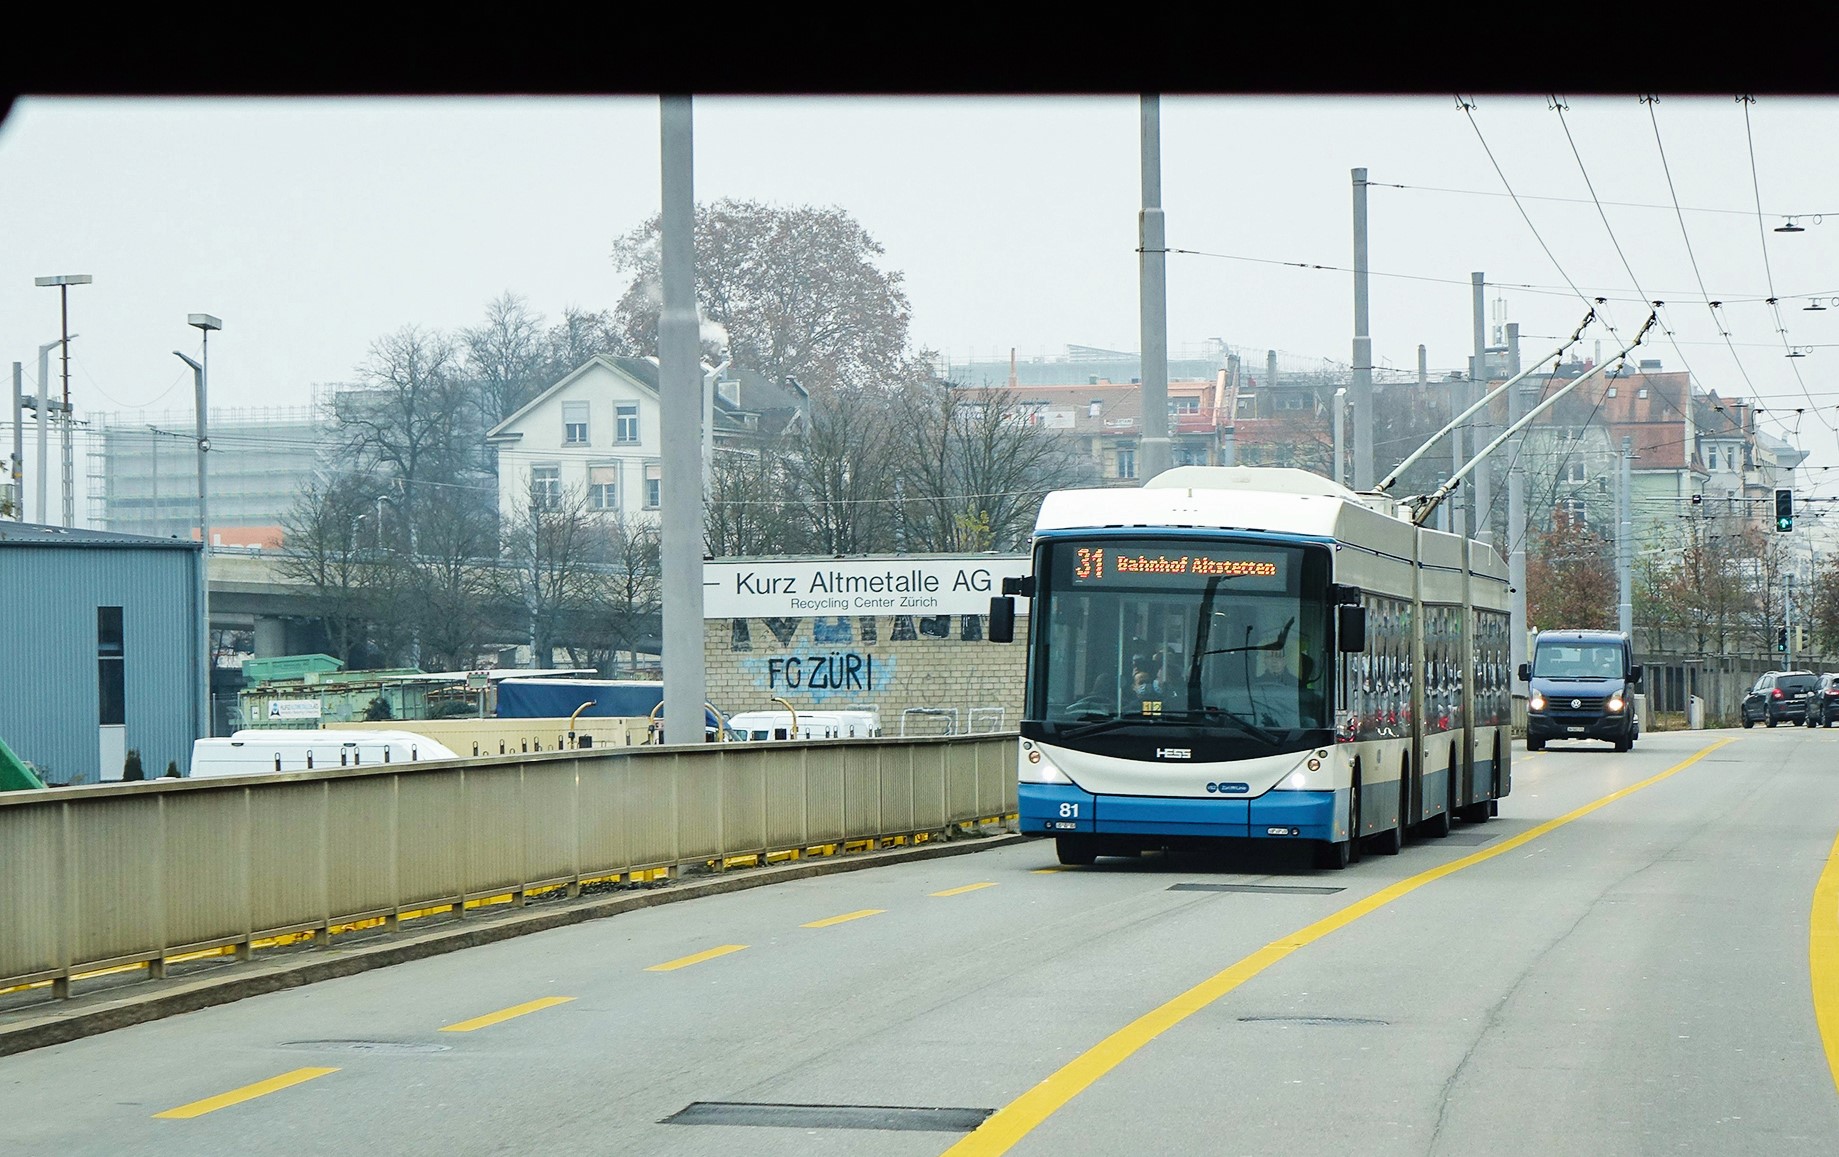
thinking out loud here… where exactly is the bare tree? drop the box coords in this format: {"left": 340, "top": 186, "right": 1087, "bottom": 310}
{"left": 707, "top": 442, "right": 807, "bottom": 557}
{"left": 542, "top": 306, "right": 631, "bottom": 381}
{"left": 498, "top": 486, "right": 596, "bottom": 667}
{"left": 462, "top": 292, "right": 548, "bottom": 425}
{"left": 612, "top": 199, "right": 912, "bottom": 393}
{"left": 563, "top": 513, "right": 662, "bottom": 675}
{"left": 1526, "top": 512, "right": 1617, "bottom": 631}
{"left": 333, "top": 325, "right": 476, "bottom": 530}
{"left": 795, "top": 381, "right": 903, "bottom": 554}
{"left": 893, "top": 377, "right": 1089, "bottom": 552}
{"left": 406, "top": 495, "right": 500, "bottom": 672}
{"left": 275, "top": 471, "right": 383, "bottom": 666}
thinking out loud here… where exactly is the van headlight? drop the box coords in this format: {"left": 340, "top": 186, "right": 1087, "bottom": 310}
{"left": 1528, "top": 692, "right": 1545, "bottom": 712}
{"left": 1606, "top": 693, "right": 1625, "bottom": 714}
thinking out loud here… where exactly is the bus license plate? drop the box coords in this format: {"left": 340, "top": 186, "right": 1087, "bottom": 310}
{"left": 1048, "top": 821, "right": 1079, "bottom": 830}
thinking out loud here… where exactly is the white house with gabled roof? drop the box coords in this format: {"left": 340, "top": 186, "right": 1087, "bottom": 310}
{"left": 484, "top": 354, "right": 808, "bottom": 526}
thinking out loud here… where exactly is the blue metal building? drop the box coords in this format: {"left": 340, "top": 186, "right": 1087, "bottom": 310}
{"left": 0, "top": 523, "right": 205, "bottom": 785}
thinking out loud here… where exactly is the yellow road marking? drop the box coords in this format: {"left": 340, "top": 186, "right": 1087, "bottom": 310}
{"left": 932, "top": 883, "right": 998, "bottom": 897}
{"left": 154, "top": 1067, "right": 338, "bottom": 1119}
{"left": 1812, "top": 826, "right": 1839, "bottom": 1094}
{"left": 439, "top": 996, "right": 574, "bottom": 1033}
{"left": 941, "top": 737, "right": 1737, "bottom": 1157}
{"left": 802, "top": 909, "right": 884, "bottom": 928}
{"left": 646, "top": 944, "right": 748, "bottom": 971}
{"left": 1031, "top": 868, "right": 1064, "bottom": 874}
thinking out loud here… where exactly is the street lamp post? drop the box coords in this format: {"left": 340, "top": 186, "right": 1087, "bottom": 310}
{"left": 33, "top": 339, "right": 62, "bottom": 524}
{"left": 35, "top": 275, "right": 90, "bottom": 526}
{"left": 174, "top": 312, "right": 221, "bottom": 743}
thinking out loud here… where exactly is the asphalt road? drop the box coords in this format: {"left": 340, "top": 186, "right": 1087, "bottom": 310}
{"left": 2, "top": 726, "right": 1837, "bottom": 1157}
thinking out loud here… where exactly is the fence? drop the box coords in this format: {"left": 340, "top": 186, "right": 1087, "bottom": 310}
{"left": 0, "top": 734, "right": 1018, "bottom": 999}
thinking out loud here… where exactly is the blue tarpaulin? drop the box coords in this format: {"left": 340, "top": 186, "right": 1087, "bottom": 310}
{"left": 495, "top": 679, "right": 719, "bottom": 729}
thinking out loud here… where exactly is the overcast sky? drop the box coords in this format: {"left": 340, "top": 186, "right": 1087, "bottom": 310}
{"left": 7, "top": 92, "right": 1839, "bottom": 485}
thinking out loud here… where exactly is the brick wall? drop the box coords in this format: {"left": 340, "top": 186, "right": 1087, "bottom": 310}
{"left": 704, "top": 613, "right": 1029, "bottom": 736}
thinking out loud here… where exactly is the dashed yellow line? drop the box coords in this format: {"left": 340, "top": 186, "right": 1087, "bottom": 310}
{"left": 646, "top": 944, "right": 748, "bottom": 971}
{"left": 932, "top": 882, "right": 998, "bottom": 897}
{"left": 154, "top": 1067, "right": 338, "bottom": 1119}
{"left": 802, "top": 909, "right": 884, "bottom": 928}
{"left": 439, "top": 996, "right": 574, "bottom": 1033}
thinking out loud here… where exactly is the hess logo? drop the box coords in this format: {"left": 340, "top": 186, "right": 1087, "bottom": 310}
{"left": 1155, "top": 747, "right": 1191, "bottom": 759}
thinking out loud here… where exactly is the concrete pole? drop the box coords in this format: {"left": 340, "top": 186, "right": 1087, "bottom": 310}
{"left": 36, "top": 342, "right": 53, "bottom": 524}
{"left": 658, "top": 95, "right": 708, "bottom": 747}
{"left": 9, "top": 364, "right": 20, "bottom": 520}
{"left": 1137, "top": 95, "right": 1170, "bottom": 483}
{"left": 59, "top": 284, "right": 74, "bottom": 528}
{"left": 1618, "top": 435, "right": 1633, "bottom": 636}
{"left": 1471, "top": 272, "right": 1489, "bottom": 543}
{"left": 1352, "top": 168, "right": 1374, "bottom": 490}
{"left": 1449, "top": 360, "right": 1466, "bottom": 539}
{"left": 1506, "top": 323, "right": 1529, "bottom": 681}
{"left": 1333, "top": 387, "right": 1347, "bottom": 486}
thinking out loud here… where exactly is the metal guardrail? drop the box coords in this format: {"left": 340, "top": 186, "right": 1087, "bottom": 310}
{"left": 0, "top": 734, "right": 1019, "bottom": 999}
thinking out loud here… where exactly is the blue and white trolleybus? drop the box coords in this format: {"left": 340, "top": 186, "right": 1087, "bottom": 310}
{"left": 988, "top": 465, "right": 1512, "bottom": 869}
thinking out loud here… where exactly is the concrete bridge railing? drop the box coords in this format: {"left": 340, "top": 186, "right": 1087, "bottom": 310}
{"left": 0, "top": 734, "right": 1019, "bottom": 999}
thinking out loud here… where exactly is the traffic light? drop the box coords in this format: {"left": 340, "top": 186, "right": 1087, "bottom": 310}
{"left": 1778, "top": 626, "right": 1789, "bottom": 652}
{"left": 1795, "top": 625, "right": 1807, "bottom": 652}
{"left": 1776, "top": 488, "right": 1794, "bottom": 531}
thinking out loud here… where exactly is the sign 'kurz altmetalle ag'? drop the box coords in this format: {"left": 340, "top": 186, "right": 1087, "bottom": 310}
{"left": 704, "top": 556, "right": 1031, "bottom": 619}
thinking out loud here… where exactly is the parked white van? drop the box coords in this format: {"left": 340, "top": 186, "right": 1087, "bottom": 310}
{"left": 722, "top": 709, "right": 883, "bottom": 742}
{"left": 189, "top": 730, "right": 459, "bottom": 778}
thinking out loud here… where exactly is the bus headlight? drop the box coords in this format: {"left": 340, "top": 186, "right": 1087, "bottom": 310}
{"left": 1606, "top": 693, "right": 1625, "bottom": 714}
{"left": 1528, "top": 692, "right": 1546, "bottom": 712}
{"left": 1020, "top": 746, "right": 1074, "bottom": 784}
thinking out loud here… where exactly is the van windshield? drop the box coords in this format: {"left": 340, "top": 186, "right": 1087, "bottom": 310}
{"left": 1530, "top": 642, "right": 1624, "bottom": 679}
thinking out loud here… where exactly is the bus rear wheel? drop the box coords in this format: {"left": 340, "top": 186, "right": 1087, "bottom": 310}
{"left": 1419, "top": 747, "right": 1455, "bottom": 839}
{"left": 1369, "top": 758, "right": 1407, "bottom": 855}
{"left": 1055, "top": 836, "right": 1097, "bottom": 866}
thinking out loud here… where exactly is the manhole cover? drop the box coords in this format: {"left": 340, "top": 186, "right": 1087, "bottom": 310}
{"left": 1169, "top": 883, "right": 1344, "bottom": 894}
{"left": 279, "top": 1040, "right": 453, "bottom": 1054}
{"left": 662, "top": 1102, "right": 993, "bottom": 1132}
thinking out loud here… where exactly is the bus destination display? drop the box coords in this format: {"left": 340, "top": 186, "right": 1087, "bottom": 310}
{"left": 1060, "top": 544, "right": 1289, "bottom": 591}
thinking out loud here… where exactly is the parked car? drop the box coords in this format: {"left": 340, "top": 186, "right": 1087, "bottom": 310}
{"left": 1805, "top": 673, "right": 1839, "bottom": 728}
{"left": 1740, "top": 670, "right": 1817, "bottom": 728}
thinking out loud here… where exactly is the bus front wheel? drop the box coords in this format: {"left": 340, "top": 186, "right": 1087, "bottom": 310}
{"left": 1315, "top": 775, "right": 1361, "bottom": 870}
{"left": 1055, "top": 836, "right": 1097, "bottom": 866}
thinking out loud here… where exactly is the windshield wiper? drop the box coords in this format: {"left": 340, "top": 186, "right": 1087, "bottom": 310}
{"left": 1056, "top": 716, "right": 1151, "bottom": 740}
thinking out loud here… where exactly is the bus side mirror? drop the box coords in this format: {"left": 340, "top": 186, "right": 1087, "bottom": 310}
{"left": 1629, "top": 663, "right": 1643, "bottom": 686}
{"left": 989, "top": 596, "right": 1016, "bottom": 643}
{"left": 1517, "top": 662, "right": 1530, "bottom": 682}
{"left": 1336, "top": 604, "right": 1367, "bottom": 652}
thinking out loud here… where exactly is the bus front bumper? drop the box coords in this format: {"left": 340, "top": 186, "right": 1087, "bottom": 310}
{"left": 1019, "top": 782, "right": 1340, "bottom": 842}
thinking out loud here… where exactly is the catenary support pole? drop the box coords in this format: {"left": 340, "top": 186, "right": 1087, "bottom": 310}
{"left": 659, "top": 95, "right": 708, "bottom": 748}
{"left": 1618, "top": 436, "right": 1633, "bottom": 636}
{"left": 1352, "top": 168, "right": 1373, "bottom": 489}
{"left": 1471, "top": 272, "right": 1489, "bottom": 543}
{"left": 1137, "top": 95, "right": 1170, "bottom": 483}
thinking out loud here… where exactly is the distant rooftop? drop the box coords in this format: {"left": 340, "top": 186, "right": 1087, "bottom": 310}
{"left": 0, "top": 522, "right": 201, "bottom": 550}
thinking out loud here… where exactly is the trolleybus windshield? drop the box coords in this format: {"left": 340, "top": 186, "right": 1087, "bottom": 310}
{"left": 1027, "top": 537, "right": 1334, "bottom": 754}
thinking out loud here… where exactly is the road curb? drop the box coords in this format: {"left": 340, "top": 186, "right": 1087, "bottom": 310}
{"left": 0, "top": 830, "right": 1029, "bottom": 1057}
